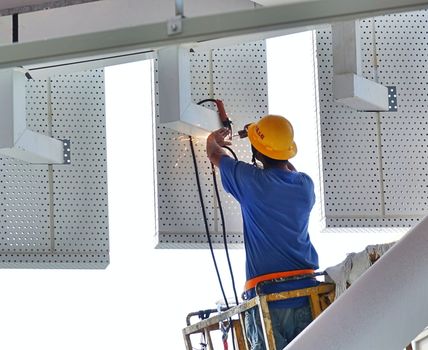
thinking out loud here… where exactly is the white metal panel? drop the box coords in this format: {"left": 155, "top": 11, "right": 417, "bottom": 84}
{"left": 0, "top": 161, "right": 51, "bottom": 252}
{"left": 0, "top": 0, "right": 100, "bottom": 15}
{"left": 375, "top": 12, "right": 428, "bottom": 217}
{"left": 50, "top": 71, "right": 109, "bottom": 256}
{"left": 318, "top": 21, "right": 383, "bottom": 224}
{"left": 155, "top": 42, "right": 268, "bottom": 248}
{"left": 0, "top": 70, "right": 109, "bottom": 268}
{"left": 17, "top": 0, "right": 255, "bottom": 42}
{"left": 317, "top": 11, "right": 428, "bottom": 229}
{"left": 0, "top": 0, "right": 55, "bottom": 7}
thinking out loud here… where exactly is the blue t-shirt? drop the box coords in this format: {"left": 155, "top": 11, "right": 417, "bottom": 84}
{"left": 219, "top": 156, "right": 319, "bottom": 308}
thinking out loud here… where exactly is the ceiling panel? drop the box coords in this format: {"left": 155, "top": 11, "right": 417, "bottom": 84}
{"left": 0, "top": 0, "right": 101, "bottom": 16}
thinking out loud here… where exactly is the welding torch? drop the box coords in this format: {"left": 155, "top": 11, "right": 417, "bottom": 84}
{"left": 233, "top": 123, "right": 252, "bottom": 139}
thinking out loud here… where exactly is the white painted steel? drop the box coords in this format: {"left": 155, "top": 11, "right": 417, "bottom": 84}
{"left": 317, "top": 11, "right": 428, "bottom": 229}
{"left": 0, "top": 0, "right": 100, "bottom": 15}
{"left": 18, "top": 0, "right": 255, "bottom": 42}
{"left": 287, "top": 214, "right": 428, "bottom": 350}
{"left": 333, "top": 73, "right": 389, "bottom": 110}
{"left": 0, "top": 16, "right": 11, "bottom": 43}
{"left": 375, "top": 11, "right": 428, "bottom": 218}
{"left": 50, "top": 71, "right": 109, "bottom": 257}
{"left": 1, "top": 0, "right": 428, "bottom": 69}
{"left": 331, "top": 21, "right": 362, "bottom": 75}
{"left": 0, "top": 68, "right": 65, "bottom": 164}
{"left": 155, "top": 42, "right": 267, "bottom": 248}
{"left": 1, "top": 129, "right": 65, "bottom": 164}
{"left": 157, "top": 46, "right": 222, "bottom": 137}
{"left": 331, "top": 21, "right": 390, "bottom": 111}
{"left": 28, "top": 51, "right": 155, "bottom": 80}
{"left": 0, "top": 69, "right": 109, "bottom": 268}
{"left": 0, "top": 69, "right": 16, "bottom": 148}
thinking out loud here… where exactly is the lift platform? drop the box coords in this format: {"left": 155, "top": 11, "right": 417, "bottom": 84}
{"left": 183, "top": 282, "right": 335, "bottom": 350}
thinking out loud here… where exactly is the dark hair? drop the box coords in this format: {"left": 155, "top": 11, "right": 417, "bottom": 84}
{"left": 251, "top": 145, "right": 288, "bottom": 167}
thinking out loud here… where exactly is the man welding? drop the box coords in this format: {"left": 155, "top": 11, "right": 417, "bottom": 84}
{"left": 206, "top": 115, "right": 319, "bottom": 350}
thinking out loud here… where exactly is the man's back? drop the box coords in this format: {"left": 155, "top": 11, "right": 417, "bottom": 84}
{"left": 220, "top": 156, "right": 318, "bottom": 279}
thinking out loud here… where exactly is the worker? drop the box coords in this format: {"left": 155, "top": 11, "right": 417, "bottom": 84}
{"left": 206, "top": 115, "right": 319, "bottom": 350}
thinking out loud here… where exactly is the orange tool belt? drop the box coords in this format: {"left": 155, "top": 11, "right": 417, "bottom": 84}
{"left": 244, "top": 269, "right": 315, "bottom": 291}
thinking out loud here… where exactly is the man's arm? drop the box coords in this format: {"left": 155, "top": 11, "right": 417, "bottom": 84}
{"left": 206, "top": 128, "right": 232, "bottom": 167}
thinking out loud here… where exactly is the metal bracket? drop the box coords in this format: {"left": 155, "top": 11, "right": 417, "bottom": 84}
{"left": 387, "top": 86, "right": 398, "bottom": 112}
{"left": 62, "top": 139, "right": 71, "bottom": 164}
{"left": 167, "top": 15, "right": 182, "bottom": 35}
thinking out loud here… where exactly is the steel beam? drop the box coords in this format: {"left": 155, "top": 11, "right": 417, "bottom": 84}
{"left": 287, "top": 214, "right": 428, "bottom": 350}
{"left": 157, "top": 46, "right": 222, "bottom": 137}
{"left": 331, "top": 20, "right": 390, "bottom": 111}
{"left": 0, "top": 0, "right": 428, "bottom": 69}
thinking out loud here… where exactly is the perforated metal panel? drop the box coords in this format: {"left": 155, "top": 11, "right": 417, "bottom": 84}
{"left": 0, "top": 69, "right": 109, "bottom": 268}
{"left": 317, "top": 10, "right": 428, "bottom": 229}
{"left": 154, "top": 42, "right": 268, "bottom": 248}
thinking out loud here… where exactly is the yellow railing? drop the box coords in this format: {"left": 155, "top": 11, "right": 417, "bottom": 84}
{"left": 183, "top": 282, "right": 335, "bottom": 350}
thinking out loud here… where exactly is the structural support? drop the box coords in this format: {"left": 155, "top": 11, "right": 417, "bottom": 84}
{"left": 332, "top": 20, "right": 389, "bottom": 111}
{"left": 0, "top": 68, "right": 66, "bottom": 164}
{"left": 0, "top": 0, "right": 428, "bottom": 69}
{"left": 287, "top": 214, "right": 428, "bottom": 350}
{"left": 333, "top": 73, "right": 389, "bottom": 111}
{"left": 157, "top": 46, "right": 221, "bottom": 137}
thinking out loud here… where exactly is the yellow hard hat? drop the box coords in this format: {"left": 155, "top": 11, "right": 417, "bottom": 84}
{"left": 247, "top": 115, "right": 297, "bottom": 160}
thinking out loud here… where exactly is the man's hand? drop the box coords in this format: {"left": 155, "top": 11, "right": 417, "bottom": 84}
{"left": 206, "top": 128, "right": 232, "bottom": 167}
{"left": 207, "top": 128, "right": 232, "bottom": 147}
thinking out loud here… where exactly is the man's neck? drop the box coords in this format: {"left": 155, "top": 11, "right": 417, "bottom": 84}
{"left": 261, "top": 161, "right": 289, "bottom": 171}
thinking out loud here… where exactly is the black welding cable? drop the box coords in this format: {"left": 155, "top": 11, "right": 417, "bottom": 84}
{"left": 195, "top": 99, "right": 238, "bottom": 349}
{"left": 222, "top": 146, "right": 238, "bottom": 161}
{"left": 189, "top": 136, "right": 229, "bottom": 308}
{"left": 196, "top": 100, "right": 239, "bottom": 304}
{"left": 210, "top": 155, "right": 239, "bottom": 350}
{"left": 189, "top": 137, "right": 238, "bottom": 350}
{"left": 197, "top": 98, "right": 217, "bottom": 105}
{"left": 211, "top": 163, "right": 239, "bottom": 306}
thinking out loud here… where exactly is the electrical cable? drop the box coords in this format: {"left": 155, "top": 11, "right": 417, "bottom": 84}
{"left": 197, "top": 98, "right": 217, "bottom": 105}
{"left": 191, "top": 99, "right": 240, "bottom": 350}
{"left": 189, "top": 136, "right": 229, "bottom": 308}
{"left": 195, "top": 99, "right": 239, "bottom": 306}
{"left": 190, "top": 136, "right": 238, "bottom": 350}
{"left": 222, "top": 146, "right": 238, "bottom": 161}
{"left": 197, "top": 99, "right": 233, "bottom": 133}
{"left": 196, "top": 100, "right": 239, "bottom": 305}
{"left": 190, "top": 99, "right": 239, "bottom": 349}
{"left": 211, "top": 163, "right": 239, "bottom": 306}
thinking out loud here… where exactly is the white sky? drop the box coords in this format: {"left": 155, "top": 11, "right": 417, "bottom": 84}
{"left": 0, "top": 31, "right": 407, "bottom": 350}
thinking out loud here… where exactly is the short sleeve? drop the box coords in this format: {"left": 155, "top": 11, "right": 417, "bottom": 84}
{"left": 299, "top": 172, "right": 316, "bottom": 207}
{"left": 219, "top": 156, "right": 254, "bottom": 202}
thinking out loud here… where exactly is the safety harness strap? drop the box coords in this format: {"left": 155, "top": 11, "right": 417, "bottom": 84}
{"left": 244, "top": 269, "right": 315, "bottom": 291}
